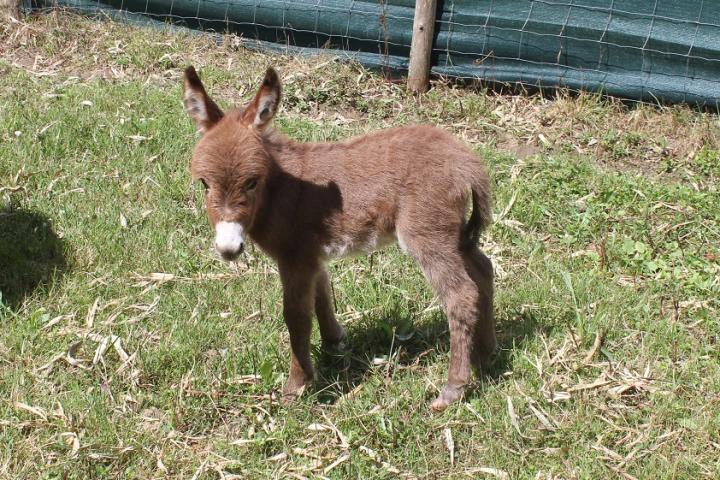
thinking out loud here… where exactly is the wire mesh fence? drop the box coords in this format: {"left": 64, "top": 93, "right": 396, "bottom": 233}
{"left": 26, "top": 0, "right": 720, "bottom": 107}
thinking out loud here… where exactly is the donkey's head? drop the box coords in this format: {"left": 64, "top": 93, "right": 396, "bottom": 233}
{"left": 183, "top": 66, "right": 281, "bottom": 261}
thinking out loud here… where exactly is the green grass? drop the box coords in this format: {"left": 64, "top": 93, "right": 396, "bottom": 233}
{"left": 1, "top": 13, "right": 720, "bottom": 479}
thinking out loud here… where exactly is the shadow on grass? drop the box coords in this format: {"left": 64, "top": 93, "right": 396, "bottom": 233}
{"left": 313, "top": 304, "right": 546, "bottom": 404}
{"left": 0, "top": 209, "right": 68, "bottom": 310}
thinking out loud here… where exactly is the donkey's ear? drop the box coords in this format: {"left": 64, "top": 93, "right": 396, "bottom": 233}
{"left": 183, "top": 66, "right": 224, "bottom": 133}
{"left": 242, "top": 67, "right": 281, "bottom": 129}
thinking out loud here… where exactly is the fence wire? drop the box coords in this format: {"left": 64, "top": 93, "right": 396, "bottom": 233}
{"left": 27, "top": 0, "right": 720, "bottom": 107}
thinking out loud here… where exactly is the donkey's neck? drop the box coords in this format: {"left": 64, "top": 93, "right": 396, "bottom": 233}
{"left": 250, "top": 131, "right": 345, "bottom": 259}
{"left": 261, "top": 129, "right": 311, "bottom": 177}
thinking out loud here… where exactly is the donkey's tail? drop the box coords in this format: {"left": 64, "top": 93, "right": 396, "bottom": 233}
{"left": 461, "top": 180, "right": 492, "bottom": 250}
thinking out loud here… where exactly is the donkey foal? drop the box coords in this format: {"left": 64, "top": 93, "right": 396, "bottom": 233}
{"left": 183, "top": 66, "right": 496, "bottom": 411}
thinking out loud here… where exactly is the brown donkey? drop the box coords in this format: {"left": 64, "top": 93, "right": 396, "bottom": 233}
{"left": 183, "top": 66, "right": 496, "bottom": 410}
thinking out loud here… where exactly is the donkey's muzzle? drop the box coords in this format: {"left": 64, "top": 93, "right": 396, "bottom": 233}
{"left": 218, "top": 244, "right": 244, "bottom": 261}
{"left": 214, "top": 221, "right": 245, "bottom": 261}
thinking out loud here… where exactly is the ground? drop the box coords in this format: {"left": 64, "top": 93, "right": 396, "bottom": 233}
{"left": 1, "top": 11, "right": 719, "bottom": 480}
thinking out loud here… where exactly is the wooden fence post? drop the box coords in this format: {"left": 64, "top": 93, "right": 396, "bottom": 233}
{"left": 407, "top": 0, "right": 437, "bottom": 93}
{"left": 1, "top": 0, "right": 21, "bottom": 21}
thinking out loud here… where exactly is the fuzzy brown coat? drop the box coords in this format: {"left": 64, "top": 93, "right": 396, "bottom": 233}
{"left": 183, "top": 66, "right": 496, "bottom": 410}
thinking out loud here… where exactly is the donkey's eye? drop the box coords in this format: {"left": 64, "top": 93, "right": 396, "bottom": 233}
{"left": 244, "top": 178, "right": 258, "bottom": 191}
{"left": 199, "top": 178, "right": 209, "bottom": 191}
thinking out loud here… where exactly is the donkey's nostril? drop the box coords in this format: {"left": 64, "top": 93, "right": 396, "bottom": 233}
{"left": 215, "top": 240, "right": 244, "bottom": 261}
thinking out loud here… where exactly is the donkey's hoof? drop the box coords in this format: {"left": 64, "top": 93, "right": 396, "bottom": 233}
{"left": 430, "top": 385, "right": 464, "bottom": 412}
{"left": 322, "top": 338, "right": 347, "bottom": 354}
{"left": 281, "top": 380, "right": 307, "bottom": 404}
{"left": 322, "top": 327, "right": 347, "bottom": 351}
{"left": 281, "top": 387, "right": 305, "bottom": 404}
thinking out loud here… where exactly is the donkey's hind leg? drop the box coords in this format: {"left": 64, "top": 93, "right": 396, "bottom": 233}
{"left": 462, "top": 246, "right": 496, "bottom": 370}
{"left": 402, "top": 234, "right": 483, "bottom": 411}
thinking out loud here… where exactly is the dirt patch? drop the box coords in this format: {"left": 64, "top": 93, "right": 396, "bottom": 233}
{"left": 495, "top": 134, "right": 541, "bottom": 160}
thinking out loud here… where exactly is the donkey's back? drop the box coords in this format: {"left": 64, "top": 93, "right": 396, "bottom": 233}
{"left": 263, "top": 124, "right": 491, "bottom": 259}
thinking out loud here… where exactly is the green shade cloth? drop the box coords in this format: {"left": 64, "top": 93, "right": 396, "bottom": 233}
{"left": 33, "top": 0, "right": 720, "bottom": 106}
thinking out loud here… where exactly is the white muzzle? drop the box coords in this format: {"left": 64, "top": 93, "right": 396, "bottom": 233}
{"left": 214, "top": 221, "right": 245, "bottom": 260}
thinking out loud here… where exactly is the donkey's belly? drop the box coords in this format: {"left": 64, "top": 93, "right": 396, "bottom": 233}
{"left": 322, "top": 230, "right": 395, "bottom": 259}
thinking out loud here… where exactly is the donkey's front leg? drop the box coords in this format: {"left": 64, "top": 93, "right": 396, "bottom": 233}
{"left": 279, "top": 263, "right": 317, "bottom": 402}
{"left": 315, "top": 267, "right": 346, "bottom": 349}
